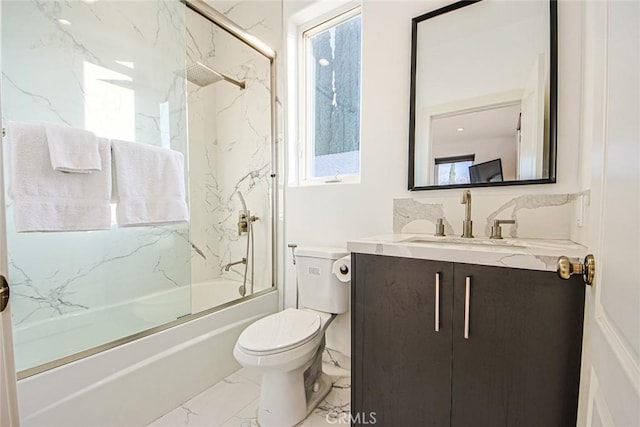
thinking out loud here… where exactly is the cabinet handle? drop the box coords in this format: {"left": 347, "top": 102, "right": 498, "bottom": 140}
{"left": 464, "top": 276, "right": 471, "bottom": 339}
{"left": 435, "top": 272, "right": 440, "bottom": 332}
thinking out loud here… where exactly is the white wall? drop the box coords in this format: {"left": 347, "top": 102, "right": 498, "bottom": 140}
{"left": 284, "top": 0, "right": 584, "bottom": 356}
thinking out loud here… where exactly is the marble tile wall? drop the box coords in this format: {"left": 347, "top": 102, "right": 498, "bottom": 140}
{"left": 1, "top": 0, "right": 191, "bottom": 366}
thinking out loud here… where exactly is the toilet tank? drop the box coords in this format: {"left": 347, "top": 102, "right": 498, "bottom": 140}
{"left": 295, "top": 246, "right": 350, "bottom": 314}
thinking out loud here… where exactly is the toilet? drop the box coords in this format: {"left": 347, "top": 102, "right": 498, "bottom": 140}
{"left": 233, "top": 247, "right": 350, "bottom": 427}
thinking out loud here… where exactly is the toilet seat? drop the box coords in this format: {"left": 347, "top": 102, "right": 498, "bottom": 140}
{"left": 237, "top": 309, "right": 321, "bottom": 355}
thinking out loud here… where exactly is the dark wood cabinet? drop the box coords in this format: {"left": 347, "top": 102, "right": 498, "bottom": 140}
{"left": 352, "top": 253, "right": 585, "bottom": 427}
{"left": 352, "top": 254, "right": 453, "bottom": 426}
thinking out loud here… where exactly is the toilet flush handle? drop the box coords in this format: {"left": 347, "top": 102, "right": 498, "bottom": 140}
{"left": 287, "top": 243, "right": 298, "bottom": 265}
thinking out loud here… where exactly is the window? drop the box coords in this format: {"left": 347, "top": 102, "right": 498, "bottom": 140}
{"left": 434, "top": 154, "right": 475, "bottom": 185}
{"left": 300, "top": 8, "right": 361, "bottom": 182}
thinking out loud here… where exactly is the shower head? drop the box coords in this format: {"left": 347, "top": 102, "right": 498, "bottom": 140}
{"left": 184, "top": 62, "right": 245, "bottom": 90}
{"left": 185, "top": 62, "right": 224, "bottom": 87}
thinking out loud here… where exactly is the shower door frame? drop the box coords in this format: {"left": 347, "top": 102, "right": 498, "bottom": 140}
{"left": 0, "top": 0, "right": 279, "bottom": 382}
{"left": 0, "top": 2, "right": 20, "bottom": 419}
{"left": 183, "top": 0, "right": 279, "bottom": 294}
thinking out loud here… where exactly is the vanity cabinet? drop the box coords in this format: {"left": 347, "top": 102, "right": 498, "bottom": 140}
{"left": 351, "top": 253, "right": 585, "bottom": 427}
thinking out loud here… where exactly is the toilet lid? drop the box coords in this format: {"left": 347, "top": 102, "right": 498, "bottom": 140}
{"left": 238, "top": 309, "right": 321, "bottom": 354}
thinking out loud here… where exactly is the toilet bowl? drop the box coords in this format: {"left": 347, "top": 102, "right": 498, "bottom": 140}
{"left": 233, "top": 247, "right": 350, "bottom": 427}
{"left": 233, "top": 308, "right": 334, "bottom": 426}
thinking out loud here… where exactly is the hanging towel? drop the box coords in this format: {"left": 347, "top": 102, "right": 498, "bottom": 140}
{"left": 44, "top": 123, "right": 101, "bottom": 173}
{"left": 7, "top": 121, "right": 112, "bottom": 232}
{"left": 111, "top": 139, "right": 189, "bottom": 227}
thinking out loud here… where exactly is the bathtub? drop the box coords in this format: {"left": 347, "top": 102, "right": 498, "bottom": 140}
{"left": 15, "top": 286, "right": 278, "bottom": 426}
{"left": 191, "top": 278, "right": 250, "bottom": 313}
{"left": 13, "top": 279, "right": 256, "bottom": 372}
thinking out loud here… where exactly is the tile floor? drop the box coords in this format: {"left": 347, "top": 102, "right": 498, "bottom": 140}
{"left": 148, "top": 349, "right": 351, "bottom": 427}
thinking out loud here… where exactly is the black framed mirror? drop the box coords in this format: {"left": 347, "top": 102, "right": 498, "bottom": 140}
{"left": 408, "top": 0, "right": 557, "bottom": 190}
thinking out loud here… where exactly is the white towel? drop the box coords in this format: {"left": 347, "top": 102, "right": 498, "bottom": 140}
{"left": 45, "top": 123, "right": 101, "bottom": 173}
{"left": 7, "top": 121, "right": 111, "bottom": 232}
{"left": 111, "top": 139, "right": 189, "bottom": 227}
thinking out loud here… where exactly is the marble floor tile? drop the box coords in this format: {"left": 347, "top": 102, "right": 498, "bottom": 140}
{"left": 148, "top": 373, "right": 260, "bottom": 427}
{"left": 322, "top": 348, "right": 351, "bottom": 377}
{"left": 219, "top": 399, "right": 259, "bottom": 427}
{"left": 299, "top": 375, "right": 351, "bottom": 426}
{"left": 235, "top": 367, "right": 262, "bottom": 385}
{"left": 149, "top": 350, "right": 351, "bottom": 427}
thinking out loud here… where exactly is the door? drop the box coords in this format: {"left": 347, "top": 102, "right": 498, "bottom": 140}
{"left": 577, "top": 1, "right": 640, "bottom": 425}
{"left": 0, "top": 302, "right": 19, "bottom": 426}
{"left": 0, "top": 155, "right": 19, "bottom": 425}
{"left": 0, "top": 124, "right": 19, "bottom": 426}
{"left": 450, "top": 264, "right": 585, "bottom": 427}
{"left": 518, "top": 53, "right": 546, "bottom": 180}
{"left": 352, "top": 254, "right": 453, "bottom": 426}
{"left": 0, "top": 3, "right": 20, "bottom": 421}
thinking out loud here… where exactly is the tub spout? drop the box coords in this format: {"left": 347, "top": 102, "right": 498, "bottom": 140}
{"left": 223, "top": 258, "right": 247, "bottom": 271}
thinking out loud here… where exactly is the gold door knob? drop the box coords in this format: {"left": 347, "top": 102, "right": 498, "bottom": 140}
{"left": 0, "top": 275, "right": 9, "bottom": 312}
{"left": 557, "top": 254, "right": 595, "bottom": 286}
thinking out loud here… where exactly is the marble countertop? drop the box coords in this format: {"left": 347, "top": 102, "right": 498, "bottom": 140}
{"left": 347, "top": 234, "right": 588, "bottom": 272}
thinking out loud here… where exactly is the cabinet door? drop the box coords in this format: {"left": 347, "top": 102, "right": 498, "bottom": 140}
{"left": 352, "top": 254, "right": 454, "bottom": 427}
{"left": 451, "top": 263, "right": 585, "bottom": 427}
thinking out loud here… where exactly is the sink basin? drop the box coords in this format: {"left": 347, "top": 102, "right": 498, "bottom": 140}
{"left": 399, "top": 235, "right": 580, "bottom": 251}
{"left": 401, "top": 235, "right": 527, "bottom": 248}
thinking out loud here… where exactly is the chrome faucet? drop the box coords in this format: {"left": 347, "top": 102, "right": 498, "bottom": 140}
{"left": 460, "top": 190, "right": 473, "bottom": 238}
{"left": 223, "top": 258, "right": 247, "bottom": 271}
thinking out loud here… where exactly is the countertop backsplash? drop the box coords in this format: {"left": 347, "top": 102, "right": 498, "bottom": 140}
{"left": 394, "top": 191, "right": 590, "bottom": 243}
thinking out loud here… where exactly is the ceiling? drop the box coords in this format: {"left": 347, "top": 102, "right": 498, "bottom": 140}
{"left": 431, "top": 103, "right": 521, "bottom": 146}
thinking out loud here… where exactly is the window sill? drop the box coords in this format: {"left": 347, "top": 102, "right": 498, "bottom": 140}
{"left": 289, "top": 174, "right": 361, "bottom": 188}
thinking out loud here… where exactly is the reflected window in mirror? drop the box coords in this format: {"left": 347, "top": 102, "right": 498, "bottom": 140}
{"left": 434, "top": 154, "right": 474, "bottom": 185}
{"left": 408, "top": 0, "right": 557, "bottom": 190}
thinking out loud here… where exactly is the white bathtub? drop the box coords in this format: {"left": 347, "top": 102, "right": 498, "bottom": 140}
{"left": 15, "top": 287, "right": 278, "bottom": 426}
{"left": 13, "top": 279, "right": 255, "bottom": 372}
{"left": 191, "top": 278, "right": 248, "bottom": 313}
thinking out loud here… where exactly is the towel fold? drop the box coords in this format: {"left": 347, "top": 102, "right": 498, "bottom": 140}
{"left": 45, "top": 123, "right": 101, "bottom": 173}
{"left": 111, "top": 139, "right": 189, "bottom": 227}
{"left": 7, "top": 121, "right": 111, "bottom": 232}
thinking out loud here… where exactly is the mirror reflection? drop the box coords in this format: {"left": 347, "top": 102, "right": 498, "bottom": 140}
{"left": 409, "top": 0, "right": 556, "bottom": 189}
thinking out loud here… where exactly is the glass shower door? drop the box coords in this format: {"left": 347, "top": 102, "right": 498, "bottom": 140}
{"left": 0, "top": 0, "right": 191, "bottom": 374}
{"left": 186, "top": 6, "right": 274, "bottom": 313}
